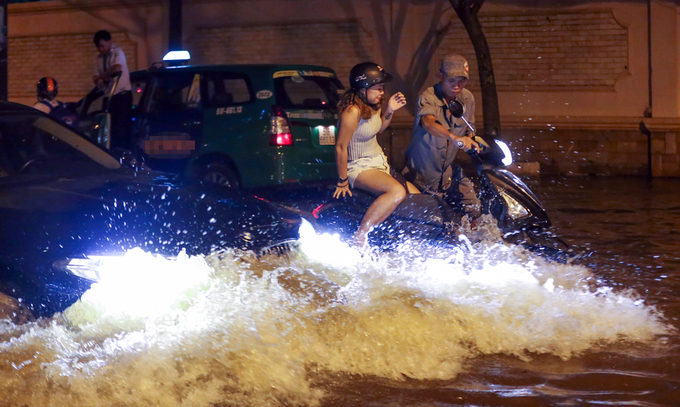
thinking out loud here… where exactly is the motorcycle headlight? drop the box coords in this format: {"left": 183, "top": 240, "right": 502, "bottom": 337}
{"left": 499, "top": 190, "right": 529, "bottom": 219}
{"left": 494, "top": 140, "right": 513, "bottom": 166}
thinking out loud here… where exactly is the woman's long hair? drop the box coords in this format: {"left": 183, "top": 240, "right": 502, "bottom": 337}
{"left": 337, "top": 88, "right": 381, "bottom": 120}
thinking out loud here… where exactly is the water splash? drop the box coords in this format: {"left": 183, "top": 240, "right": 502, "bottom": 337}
{"left": 0, "top": 224, "right": 672, "bottom": 406}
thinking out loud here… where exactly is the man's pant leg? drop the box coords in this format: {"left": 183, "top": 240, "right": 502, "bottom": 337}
{"left": 109, "top": 91, "right": 132, "bottom": 149}
{"left": 445, "top": 165, "right": 481, "bottom": 218}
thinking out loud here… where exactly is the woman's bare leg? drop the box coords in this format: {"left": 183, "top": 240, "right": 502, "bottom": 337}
{"left": 353, "top": 170, "right": 414, "bottom": 246}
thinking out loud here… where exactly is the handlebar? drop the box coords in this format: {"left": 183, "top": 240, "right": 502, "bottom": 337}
{"left": 449, "top": 98, "right": 479, "bottom": 151}
{"left": 456, "top": 135, "right": 487, "bottom": 152}
{"left": 448, "top": 99, "right": 510, "bottom": 167}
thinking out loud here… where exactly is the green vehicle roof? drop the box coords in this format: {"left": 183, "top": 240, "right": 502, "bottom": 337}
{"left": 132, "top": 64, "right": 338, "bottom": 76}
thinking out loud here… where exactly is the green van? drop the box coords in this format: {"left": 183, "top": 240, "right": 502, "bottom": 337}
{"left": 80, "top": 64, "right": 344, "bottom": 188}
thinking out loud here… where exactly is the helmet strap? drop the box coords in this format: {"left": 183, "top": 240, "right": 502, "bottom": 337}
{"left": 358, "top": 88, "right": 367, "bottom": 102}
{"left": 358, "top": 88, "right": 379, "bottom": 108}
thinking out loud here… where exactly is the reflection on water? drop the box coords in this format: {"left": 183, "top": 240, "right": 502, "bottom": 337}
{"left": 3, "top": 176, "right": 678, "bottom": 407}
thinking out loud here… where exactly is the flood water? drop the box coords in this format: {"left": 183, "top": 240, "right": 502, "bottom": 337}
{"left": 1, "top": 176, "right": 680, "bottom": 406}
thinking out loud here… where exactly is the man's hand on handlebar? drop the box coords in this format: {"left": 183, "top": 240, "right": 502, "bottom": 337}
{"left": 453, "top": 134, "right": 480, "bottom": 153}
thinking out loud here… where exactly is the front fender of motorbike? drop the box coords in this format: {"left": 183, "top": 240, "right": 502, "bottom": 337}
{"left": 481, "top": 169, "right": 551, "bottom": 231}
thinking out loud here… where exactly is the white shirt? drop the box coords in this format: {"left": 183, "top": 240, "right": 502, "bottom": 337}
{"left": 33, "top": 99, "right": 59, "bottom": 114}
{"left": 94, "top": 44, "right": 131, "bottom": 95}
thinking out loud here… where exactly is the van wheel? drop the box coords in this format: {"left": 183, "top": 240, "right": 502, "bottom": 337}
{"left": 199, "top": 162, "right": 241, "bottom": 188}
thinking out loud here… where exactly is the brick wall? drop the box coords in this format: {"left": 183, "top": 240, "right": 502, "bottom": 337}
{"left": 380, "top": 122, "right": 680, "bottom": 177}
{"left": 9, "top": 31, "right": 138, "bottom": 100}
{"left": 377, "top": 124, "right": 413, "bottom": 171}
{"left": 653, "top": 134, "right": 678, "bottom": 176}
{"left": 438, "top": 10, "right": 628, "bottom": 91}
{"left": 186, "top": 21, "right": 374, "bottom": 87}
{"left": 7, "top": 1, "right": 680, "bottom": 177}
{"left": 380, "top": 116, "right": 680, "bottom": 177}
{"left": 425, "top": 9, "right": 643, "bottom": 177}
{"left": 504, "top": 127, "right": 649, "bottom": 176}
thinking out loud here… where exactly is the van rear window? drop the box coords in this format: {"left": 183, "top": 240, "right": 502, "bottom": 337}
{"left": 274, "top": 76, "right": 343, "bottom": 110}
{"left": 205, "top": 73, "right": 252, "bottom": 106}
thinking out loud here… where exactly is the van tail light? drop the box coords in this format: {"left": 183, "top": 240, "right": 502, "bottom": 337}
{"left": 270, "top": 105, "right": 293, "bottom": 146}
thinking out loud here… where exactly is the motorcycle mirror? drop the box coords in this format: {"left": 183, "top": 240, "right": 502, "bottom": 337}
{"left": 448, "top": 99, "right": 465, "bottom": 118}
{"left": 448, "top": 99, "right": 475, "bottom": 134}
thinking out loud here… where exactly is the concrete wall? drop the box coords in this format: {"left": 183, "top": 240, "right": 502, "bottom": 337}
{"left": 7, "top": 0, "right": 680, "bottom": 176}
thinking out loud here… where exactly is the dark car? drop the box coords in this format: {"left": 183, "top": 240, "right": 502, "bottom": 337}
{"left": 77, "top": 64, "right": 344, "bottom": 189}
{"left": 0, "top": 101, "right": 301, "bottom": 318}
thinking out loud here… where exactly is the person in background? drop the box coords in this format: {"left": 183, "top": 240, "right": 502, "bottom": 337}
{"left": 93, "top": 29, "right": 132, "bottom": 149}
{"left": 403, "top": 53, "right": 480, "bottom": 219}
{"left": 33, "top": 77, "right": 78, "bottom": 127}
{"left": 333, "top": 62, "right": 420, "bottom": 246}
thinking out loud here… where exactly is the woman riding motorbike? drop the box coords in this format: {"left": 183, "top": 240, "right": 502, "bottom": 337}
{"left": 333, "top": 62, "right": 420, "bottom": 246}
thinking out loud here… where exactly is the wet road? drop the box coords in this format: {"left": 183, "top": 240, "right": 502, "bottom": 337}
{"left": 1, "top": 176, "right": 680, "bottom": 406}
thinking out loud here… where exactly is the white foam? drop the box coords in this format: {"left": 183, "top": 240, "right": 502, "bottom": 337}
{"left": 0, "top": 230, "right": 672, "bottom": 406}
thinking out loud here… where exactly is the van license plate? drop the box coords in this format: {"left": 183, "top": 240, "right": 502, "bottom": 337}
{"left": 318, "top": 126, "right": 336, "bottom": 145}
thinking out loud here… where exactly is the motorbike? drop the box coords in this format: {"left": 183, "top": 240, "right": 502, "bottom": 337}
{"left": 66, "top": 74, "right": 122, "bottom": 149}
{"left": 252, "top": 127, "right": 573, "bottom": 262}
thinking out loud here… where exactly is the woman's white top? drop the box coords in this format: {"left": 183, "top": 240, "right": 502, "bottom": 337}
{"left": 347, "top": 111, "right": 383, "bottom": 162}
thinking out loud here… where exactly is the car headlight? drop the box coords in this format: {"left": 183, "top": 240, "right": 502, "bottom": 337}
{"left": 54, "top": 251, "right": 179, "bottom": 282}
{"left": 53, "top": 255, "right": 125, "bottom": 282}
{"left": 499, "top": 190, "right": 529, "bottom": 219}
{"left": 55, "top": 248, "right": 214, "bottom": 324}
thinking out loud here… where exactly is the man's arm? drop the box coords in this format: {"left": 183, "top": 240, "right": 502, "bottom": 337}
{"left": 420, "top": 114, "right": 476, "bottom": 151}
{"left": 98, "top": 64, "right": 122, "bottom": 82}
{"left": 106, "top": 47, "right": 126, "bottom": 78}
{"left": 94, "top": 48, "right": 126, "bottom": 85}
{"left": 378, "top": 92, "right": 407, "bottom": 133}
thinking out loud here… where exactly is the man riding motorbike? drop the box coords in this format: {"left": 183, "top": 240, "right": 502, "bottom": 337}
{"left": 403, "top": 53, "right": 480, "bottom": 218}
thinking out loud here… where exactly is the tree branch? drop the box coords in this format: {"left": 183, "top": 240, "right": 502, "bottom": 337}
{"left": 471, "top": 0, "right": 484, "bottom": 15}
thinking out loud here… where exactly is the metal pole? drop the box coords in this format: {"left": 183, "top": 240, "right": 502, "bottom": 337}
{"left": 169, "top": 0, "right": 182, "bottom": 51}
{"left": 643, "top": 0, "right": 653, "bottom": 178}
{"left": 646, "top": 0, "right": 652, "bottom": 118}
{"left": 640, "top": 121, "right": 652, "bottom": 179}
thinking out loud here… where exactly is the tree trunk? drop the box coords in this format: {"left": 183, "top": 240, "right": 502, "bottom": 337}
{"left": 449, "top": 0, "right": 501, "bottom": 137}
